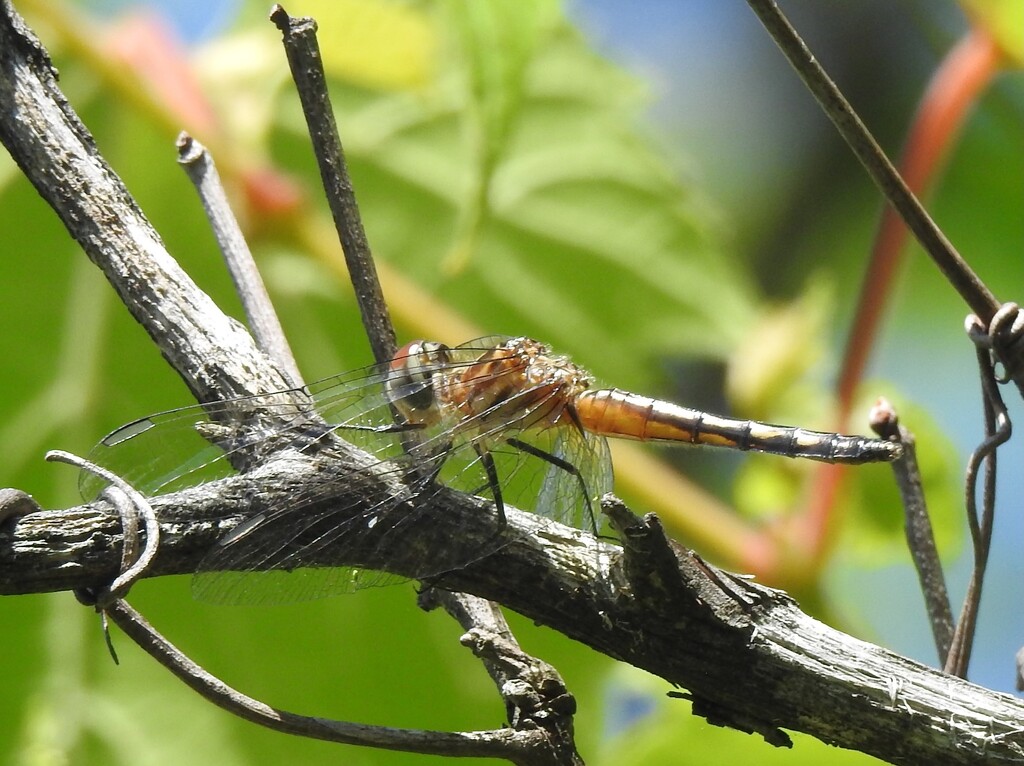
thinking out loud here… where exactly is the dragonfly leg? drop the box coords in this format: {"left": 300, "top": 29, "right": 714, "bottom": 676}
{"left": 505, "top": 437, "right": 597, "bottom": 535}
{"left": 475, "top": 445, "right": 507, "bottom": 533}
{"left": 421, "top": 440, "right": 452, "bottom": 485}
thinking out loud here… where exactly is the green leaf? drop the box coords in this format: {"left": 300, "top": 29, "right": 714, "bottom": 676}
{"left": 254, "top": 0, "right": 758, "bottom": 392}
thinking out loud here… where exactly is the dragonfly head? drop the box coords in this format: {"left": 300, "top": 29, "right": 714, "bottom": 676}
{"left": 385, "top": 340, "right": 451, "bottom": 425}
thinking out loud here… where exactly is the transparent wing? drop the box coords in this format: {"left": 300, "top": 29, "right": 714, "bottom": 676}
{"left": 189, "top": 451, "right": 508, "bottom": 605}
{"left": 79, "top": 339, "right": 500, "bottom": 500}
{"left": 533, "top": 425, "right": 612, "bottom": 534}
{"left": 79, "top": 364, "right": 391, "bottom": 501}
{"left": 189, "top": 383, "right": 521, "bottom": 605}
{"left": 80, "top": 356, "right": 500, "bottom": 604}
{"left": 398, "top": 337, "right": 613, "bottom": 535}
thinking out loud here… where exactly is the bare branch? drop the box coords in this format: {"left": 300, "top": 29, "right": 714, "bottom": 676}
{"left": 870, "top": 400, "right": 954, "bottom": 664}
{"left": 423, "top": 590, "right": 582, "bottom": 764}
{"left": 176, "top": 132, "right": 303, "bottom": 387}
{"left": 270, "top": 4, "right": 396, "bottom": 365}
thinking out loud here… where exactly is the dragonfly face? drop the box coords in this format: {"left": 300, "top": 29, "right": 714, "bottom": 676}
{"left": 384, "top": 340, "right": 451, "bottom": 427}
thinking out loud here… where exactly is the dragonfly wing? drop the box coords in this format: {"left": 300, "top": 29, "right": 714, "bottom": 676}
{"left": 432, "top": 421, "right": 612, "bottom": 536}
{"left": 79, "top": 363, "right": 394, "bottom": 501}
{"left": 82, "top": 361, "right": 508, "bottom": 604}
{"left": 189, "top": 361, "right": 515, "bottom": 605}
{"left": 83, "top": 340, "right": 568, "bottom": 606}
{"left": 80, "top": 399, "right": 300, "bottom": 500}
{"left": 402, "top": 335, "right": 614, "bottom": 534}
{"left": 531, "top": 425, "right": 612, "bottom": 534}
{"left": 190, "top": 452, "right": 509, "bottom": 605}
{"left": 190, "top": 466, "right": 404, "bottom": 605}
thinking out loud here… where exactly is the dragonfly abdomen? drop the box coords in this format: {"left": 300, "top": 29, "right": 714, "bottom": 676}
{"left": 573, "top": 389, "right": 900, "bottom": 464}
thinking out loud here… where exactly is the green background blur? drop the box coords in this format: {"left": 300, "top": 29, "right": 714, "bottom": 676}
{"left": 1, "top": 1, "right": 1022, "bottom": 764}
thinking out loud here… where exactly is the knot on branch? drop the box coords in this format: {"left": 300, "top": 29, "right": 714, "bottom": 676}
{"left": 461, "top": 627, "right": 577, "bottom": 729}
{"left": 966, "top": 303, "right": 1024, "bottom": 384}
{"left": 602, "top": 494, "right": 762, "bottom": 631}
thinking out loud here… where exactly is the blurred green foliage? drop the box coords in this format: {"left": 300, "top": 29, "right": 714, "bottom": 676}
{"left": 1, "top": 0, "right": 1020, "bottom": 764}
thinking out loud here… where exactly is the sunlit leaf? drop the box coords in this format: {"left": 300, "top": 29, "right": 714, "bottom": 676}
{"left": 305, "top": 0, "right": 436, "bottom": 89}
{"left": 960, "top": 0, "right": 1024, "bottom": 66}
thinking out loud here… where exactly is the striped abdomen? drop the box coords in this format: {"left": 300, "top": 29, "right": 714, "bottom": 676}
{"left": 572, "top": 388, "right": 901, "bottom": 464}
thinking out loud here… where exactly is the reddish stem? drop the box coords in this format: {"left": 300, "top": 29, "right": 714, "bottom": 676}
{"left": 798, "top": 28, "right": 1002, "bottom": 574}
{"left": 838, "top": 27, "right": 1002, "bottom": 421}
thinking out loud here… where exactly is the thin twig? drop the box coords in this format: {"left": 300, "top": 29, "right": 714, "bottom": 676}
{"left": 176, "top": 132, "right": 303, "bottom": 387}
{"left": 270, "top": 4, "right": 396, "bottom": 365}
{"left": 837, "top": 28, "right": 1002, "bottom": 417}
{"left": 946, "top": 318, "right": 1011, "bottom": 677}
{"left": 102, "top": 598, "right": 538, "bottom": 761}
{"left": 44, "top": 455, "right": 563, "bottom": 761}
{"left": 744, "top": 0, "right": 999, "bottom": 326}
{"left": 869, "top": 400, "right": 954, "bottom": 664}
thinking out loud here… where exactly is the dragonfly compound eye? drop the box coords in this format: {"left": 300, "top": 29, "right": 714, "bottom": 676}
{"left": 386, "top": 340, "right": 451, "bottom": 424}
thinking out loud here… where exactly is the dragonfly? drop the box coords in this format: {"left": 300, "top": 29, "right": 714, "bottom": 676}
{"left": 82, "top": 336, "right": 900, "bottom": 604}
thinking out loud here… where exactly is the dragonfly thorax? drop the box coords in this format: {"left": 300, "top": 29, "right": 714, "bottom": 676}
{"left": 386, "top": 336, "right": 594, "bottom": 448}
{"left": 435, "top": 337, "right": 593, "bottom": 439}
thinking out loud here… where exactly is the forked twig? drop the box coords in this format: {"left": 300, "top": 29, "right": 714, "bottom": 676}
{"left": 176, "top": 132, "right": 303, "bottom": 386}
{"left": 869, "top": 400, "right": 954, "bottom": 664}
{"left": 422, "top": 589, "right": 583, "bottom": 764}
{"left": 102, "top": 598, "right": 543, "bottom": 761}
{"left": 747, "top": 0, "right": 1022, "bottom": 683}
